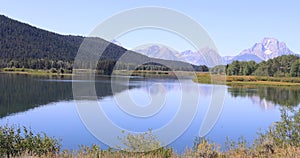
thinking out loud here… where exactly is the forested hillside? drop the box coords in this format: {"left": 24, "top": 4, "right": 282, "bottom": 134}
{"left": 0, "top": 15, "right": 208, "bottom": 74}
{"left": 0, "top": 15, "right": 83, "bottom": 60}
{"left": 0, "top": 15, "right": 83, "bottom": 70}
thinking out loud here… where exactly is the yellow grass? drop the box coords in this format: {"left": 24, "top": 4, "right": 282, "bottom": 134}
{"left": 194, "top": 73, "right": 300, "bottom": 86}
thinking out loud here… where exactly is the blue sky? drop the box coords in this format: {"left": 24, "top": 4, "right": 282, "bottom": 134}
{"left": 1, "top": 0, "right": 299, "bottom": 56}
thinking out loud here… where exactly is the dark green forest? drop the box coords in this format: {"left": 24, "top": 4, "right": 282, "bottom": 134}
{"left": 0, "top": 15, "right": 208, "bottom": 74}
{"left": 0, "top": 15, "right": 82, "bottom": 71}
{"left": 211, "top": 55, "right": 300, "bottom": 77}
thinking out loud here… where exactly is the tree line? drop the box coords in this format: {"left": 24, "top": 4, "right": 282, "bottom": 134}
{"left": 211, "top": 55, "right": 300, "bottom": 77}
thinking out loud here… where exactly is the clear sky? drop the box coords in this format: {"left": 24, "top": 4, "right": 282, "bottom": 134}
{"left": 1, "top": 0, "right": 299, "bottom": 56}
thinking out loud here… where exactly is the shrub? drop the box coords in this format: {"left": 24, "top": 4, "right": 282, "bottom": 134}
{"left": 192, "top": 137, "right": 219, "bottom": 158}
{"left": 0, "top": 125, "right": 61, "bottom": 157}
{"left": 259, "top": 108, "right": 300, "bottom": 147}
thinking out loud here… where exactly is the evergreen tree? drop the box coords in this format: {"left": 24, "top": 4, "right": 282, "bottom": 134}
{"left": 290, "top": 61, "right": 300, "bottom": 77}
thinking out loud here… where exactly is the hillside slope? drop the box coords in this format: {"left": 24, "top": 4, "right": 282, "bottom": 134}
{"left": 0, "top": 15, "right": 207, "bottom": 73}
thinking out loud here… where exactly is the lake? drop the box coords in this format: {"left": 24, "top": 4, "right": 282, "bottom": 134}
{"left": 0, "top": 73, "right": 299, "bottom": 153}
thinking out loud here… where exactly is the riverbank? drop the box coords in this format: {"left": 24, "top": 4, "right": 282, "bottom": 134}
{"left": 193, "top": 73, "right": 300, "bottom": 86}
{"left": 3, "top": 68, "right": 300, "bottom": 86}
{"left": 112, "top": 70, "right": 195, "bottom": 78}
{"left": 0, "top": 68, "right": 72, "bottom": 76}
{"left": 0, "top": 68, "right": 197, "bottom": 78}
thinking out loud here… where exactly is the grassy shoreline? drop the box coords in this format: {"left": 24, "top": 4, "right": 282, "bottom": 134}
{"left": 112, "top": 70, "right": 195, "bottom": 78}
{"left": 0, "top": 68, "right": 72, "bottom": 76}
{"left": 194, "top": 73, "right": 300, "bottom": 86}
{"left": 0, "top": 68, "right": 196, "bottom": 78}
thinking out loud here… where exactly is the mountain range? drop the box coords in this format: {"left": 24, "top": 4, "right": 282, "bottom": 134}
{"left": 0, "top": 14, "right": 297, "bottom": 69}
{"left": 134, "top": 44, "right": 222, "bottom": 67}
{"left": 133, "top": 38, "right": 298, "bottom": 65}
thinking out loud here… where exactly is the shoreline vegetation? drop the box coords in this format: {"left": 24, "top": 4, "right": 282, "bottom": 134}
{"left": 112, "top": 70, "right": 195, "bottom": 78}
{"left": 1, "top": 107, "right": 300, "bottom": 157}
{"left": 0, "top": 68, "right": 196, "bottom": 78}
{"left": 196, "top": 54, "right": 300, "bottom": 86}
{"left": 2, "top": 68, "right": 300, "bottom": 86}
{"left": 194, "top": 73, "right": 300, "bottom": 86}
{"left": 0, "top": 68, "right": 72, "bottom": 76}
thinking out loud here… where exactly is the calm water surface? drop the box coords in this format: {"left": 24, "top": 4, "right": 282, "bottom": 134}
{"left": 1, "top": 73, "right": 299, "bottom": 153}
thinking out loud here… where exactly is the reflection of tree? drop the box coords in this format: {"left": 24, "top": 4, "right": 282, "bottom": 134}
{"left": 0, "top": 74, "right": 133, "bottom": 118}
{"left": 228, "top": 86, "right": 300, "bottom": 108}
{"left": 0, "top": 74, "right": 73, "bottom": 118}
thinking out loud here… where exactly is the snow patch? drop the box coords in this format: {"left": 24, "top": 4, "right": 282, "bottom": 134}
{"left": 264, "top": 50, "right": 272, "bottom": 55}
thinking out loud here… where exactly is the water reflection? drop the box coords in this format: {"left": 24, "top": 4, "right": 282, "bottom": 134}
{"left": 1, "top": 73, "right": 299, "bottom": 152}
{"left": 0, "top": 74, "right": 73, "bottom": 117}
{"left": 1, "top": 73, "right": 299, "bottom": 119}
{"left": 0, "top": 74, "right": 135, "bottom": 118}
{"left": 228, "top": 86, "right": 300, "bottom": 109}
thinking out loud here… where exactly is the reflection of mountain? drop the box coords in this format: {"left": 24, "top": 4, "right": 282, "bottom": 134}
{"left": 228, "top": 86, "right": 300, "bottom": 109}
{"left": 0, "top": 74, "right": 134, "bottom": 118}
{"left": 136, "top": 79, "right": 213, "bottom": 97}
{"left": 250, "top": 96, "right": 275, "bottom": 110}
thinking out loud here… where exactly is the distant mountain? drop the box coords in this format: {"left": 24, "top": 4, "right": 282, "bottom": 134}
{"left": 224, "top": 54, "right": 263, "bottom": 63}
{"left": 226, "top": 37, "right": 295, "bottom": 63}
{"left": 134, "top": 44, "right": 222, "bottom": 66}
{"left": 245, "top": 38, "right": 294, "bottom": 60}
{"left": 134, "top": 44, "right": 181, "bottom": 61}
{"left": 133, "top": 38, "right": 297, "bottom": 65}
